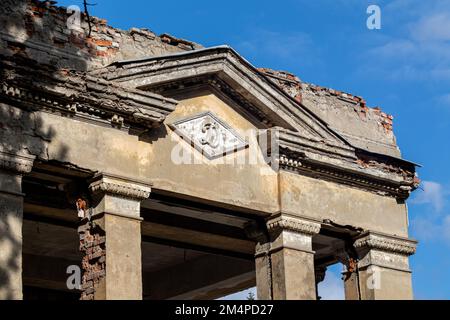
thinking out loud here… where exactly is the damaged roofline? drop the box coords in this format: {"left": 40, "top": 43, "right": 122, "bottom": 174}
{"left": 109, "top": 45, "right": 236, "bottom": 66}
{"left": 355, "top": 148, "right": 422, "bottom": 168}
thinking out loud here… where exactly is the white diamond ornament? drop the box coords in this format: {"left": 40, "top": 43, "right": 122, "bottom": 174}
{"left": 169, "top": 111, "right": 248, "bottom": 159}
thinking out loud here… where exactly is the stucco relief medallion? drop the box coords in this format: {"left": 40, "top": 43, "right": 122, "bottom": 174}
{"left": 169, "top": 111, "right": 248, "bottom": 159}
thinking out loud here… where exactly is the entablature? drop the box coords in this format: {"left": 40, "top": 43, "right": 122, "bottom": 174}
{"left": 0, "top": 56, "right": 178, "bottom": 133}
{"left": 270, "top": 128, "right": 418, "bottom": 200}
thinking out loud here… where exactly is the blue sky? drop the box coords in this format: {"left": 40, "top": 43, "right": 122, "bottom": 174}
{"left": 56, "top": 0, "right": 450, "bottom": 299}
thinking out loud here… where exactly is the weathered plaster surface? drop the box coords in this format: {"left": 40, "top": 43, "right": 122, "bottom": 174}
{"left": 0, "top": 0, "right": 420, "bottom": 301}
{"left": 279, "top": 170, "right": 409, "bottom": 236}
{"left": 146, "top": 92, "right": 279, "bottom": 213}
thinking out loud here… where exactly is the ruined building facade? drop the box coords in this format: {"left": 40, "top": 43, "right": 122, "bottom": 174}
{"left": 0, "top": 0, "right": 419, "bottom": 300}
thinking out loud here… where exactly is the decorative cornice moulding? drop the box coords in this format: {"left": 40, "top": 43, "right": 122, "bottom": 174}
{"left": 277, "top": 153, "right": 416, "bottom": 200}
{"left": 89, "top": 174, "right": 151, "bottom": 201}
{"left": 267, "top": 214, "right": 321, "bottom": 236}
{"left": 0, "top": 57, "right": 178, "bottom": 132}
{"left": 354, "top": 232, "right": 417, "bottom": 256}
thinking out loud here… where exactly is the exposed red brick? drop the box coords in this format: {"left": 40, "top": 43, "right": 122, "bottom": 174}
{"left": 78, "top": 219, "right": 106, "bottom": 300}
{"left": 69, "top": 33, "right": 86, "bottom": 49}
{"left": 95, "top": 50, "right": 108, "bottom": 57}
{"left": 94, "top": 39, "right": 113, "bottom": 47}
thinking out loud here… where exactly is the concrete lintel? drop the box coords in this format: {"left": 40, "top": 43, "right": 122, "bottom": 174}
{"left": 22, "top": 254, "right": 80, "bottom": 292}
{"left": 143, "top": 254, "right": 255, "bottom": 300}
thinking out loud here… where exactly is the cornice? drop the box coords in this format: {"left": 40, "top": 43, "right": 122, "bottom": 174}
{"left": 0, "top": 57, "right": 177, "bottom": 131}
{"left": 278, "top": 153, "right": 415, "bottom": 199}
{"left": 275, "top": 127, "right": 417, "bottom": 200}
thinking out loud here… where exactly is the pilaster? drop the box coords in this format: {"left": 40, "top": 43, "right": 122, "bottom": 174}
{"left": 78, "top": 173, "right": 150, "bottom": 300}
{"left": 345, "top": 231, "right": 417, "bottom": 300}
{"left": 252, "top": 214, "right": 321, "bottom": 300}
{"left": 0, "top": 152, "right": 35, "bottom": 300}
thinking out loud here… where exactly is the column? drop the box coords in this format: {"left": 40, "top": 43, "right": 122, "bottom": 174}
{"left": 78, "top": 173, "right": 150, "bottom": 300}
{"left": 244, "top": 221, "right": 273, "bottom": 300}
{"left": 0, "top": 152, "right": 35, "bottom": 300}
{"left": 345, "top": 231, "right": 417, "bottom": 300}
{"left": 254, "top": 214, "right": 321, "bottom": 300}
{"left": 343, "top": 269, "right": 360, "bottom": 300}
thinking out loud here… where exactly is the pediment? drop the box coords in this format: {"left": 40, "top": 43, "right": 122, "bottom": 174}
{"left": 91, "top": 46, "right": 350, "bottom": 150}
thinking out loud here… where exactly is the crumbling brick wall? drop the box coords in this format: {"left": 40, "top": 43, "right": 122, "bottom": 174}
{"left": 259, "top": 68, "right": 401, "bottom": 157}
{"left": 0, "top": 0, "right": 202, "bottom": 71}
{"left": 78, "top": 218, "right": 106, "bottom": 300}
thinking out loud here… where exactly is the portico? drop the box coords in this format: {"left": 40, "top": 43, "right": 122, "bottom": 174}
{"left": 0, "top": 4, "right": 418, "bottom": 300}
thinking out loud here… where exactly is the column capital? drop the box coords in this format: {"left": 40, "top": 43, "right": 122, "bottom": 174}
{"left": 89, "top": 173, "right": 151, "bottom": 201}
{"left": 353, "top": 232, "right": 417, "bottom": 272}
{"left": 266, "top": 214, "right": 320, "bottom": 254}
{"left": 0, "top": 151, "right": 35, "bottom": 174}
{"left": 266, "top": 214, "right": 321, "bottom": 236}
{"left": 353, "top": 232, "right": 417, "bottom": 256}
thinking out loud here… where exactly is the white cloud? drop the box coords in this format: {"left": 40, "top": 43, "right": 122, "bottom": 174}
{"left": 411, "top": 181, "right": 446, "bottom": 212}
{"left": 409, "top": 181, "right": 450, "bottom": 245}
{"left": 443, "top": 215, "right": 450, "bottom": 242}
{"left": 386, "top": 0, "right": 450, "bottom": 17}
{"left": 360, "top": 1, "right": 450, "bottom": 85}
{"left": 413, "top": 13, "right": 450, "bottom": 42}
{"left": 411, "top": 215, "right": 450, "bottom": 245}
{"left": 411, "top": 217, "right": 442, "bottom": 241}
{"left": 437, "top": 94, "right": 450, "bottom": 107}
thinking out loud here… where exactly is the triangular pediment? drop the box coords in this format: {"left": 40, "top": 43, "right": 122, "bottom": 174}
{"left": 86, "top": 47, "right": 416, "bottom": 198}
{"left": 91, "top": 46, "right": 350, "bottom": 149}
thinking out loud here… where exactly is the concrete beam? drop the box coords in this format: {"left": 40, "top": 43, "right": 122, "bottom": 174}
{"left": 22, "top": 254, "right": 80, "bottom": 292}
{"left": 143, "top": 255, "right": 255, "bottom": 300}
{"left": 141, "top": 221, "right": 255, "bottom": 255}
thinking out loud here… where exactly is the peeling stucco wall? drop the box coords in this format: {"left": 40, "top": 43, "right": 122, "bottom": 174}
{"left": 278, "top": 170, "right": 409, "bottom": 237}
